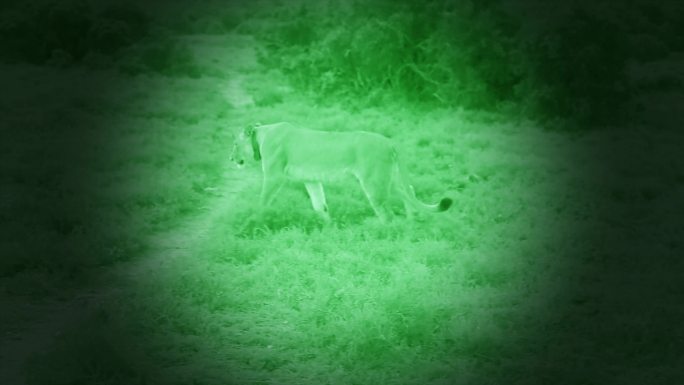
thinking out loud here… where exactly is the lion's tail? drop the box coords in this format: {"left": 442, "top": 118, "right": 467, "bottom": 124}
{"left": 392, "top": 152, "right": 452, "bottom": 213}
{"left": 404, "top": 184, "right": 453, "bottom": 213}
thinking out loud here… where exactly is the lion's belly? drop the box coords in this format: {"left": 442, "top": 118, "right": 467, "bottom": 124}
{"left": 283, "top": 164, "right": 354, "bottom": 182}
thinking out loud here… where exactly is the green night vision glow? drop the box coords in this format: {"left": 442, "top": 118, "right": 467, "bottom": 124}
{"left": 3, "top": 1, "right": 680, "bottom": 385}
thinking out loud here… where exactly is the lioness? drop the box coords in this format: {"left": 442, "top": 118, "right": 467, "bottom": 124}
{"left": 230, "top": 122, "right": 452, "bottom": 221}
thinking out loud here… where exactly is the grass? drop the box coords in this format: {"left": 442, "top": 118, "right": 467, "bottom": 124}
{"left": 18, "top": 96, "right": 587, "bottom": 385}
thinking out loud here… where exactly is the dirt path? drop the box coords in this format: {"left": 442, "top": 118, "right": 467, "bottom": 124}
{"left": 119, "top": 33, "right": 262, "bottom": 280}
{"left": 0, "top": 32, "right": 260, "bottom": 385}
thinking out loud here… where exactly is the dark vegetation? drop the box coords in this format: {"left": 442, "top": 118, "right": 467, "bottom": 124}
{"left": 247, "top": 0, "right": 684, "bottom": 125}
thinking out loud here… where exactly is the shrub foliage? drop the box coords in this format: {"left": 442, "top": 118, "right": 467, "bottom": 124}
{"left": 252, "top": 0, "right": 681, "bottom": 126}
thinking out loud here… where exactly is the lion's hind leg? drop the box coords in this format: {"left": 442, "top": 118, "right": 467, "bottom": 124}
{"left": 356, "top": 173, "right": 391, "bottom": 223}
{"left": 402, "top": 184, "right": 417, "bottom": 220}
{"left": 304, "top": 182, "right": 331, "bottom": 222}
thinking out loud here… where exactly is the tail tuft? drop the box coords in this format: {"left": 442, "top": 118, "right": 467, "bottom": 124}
{"left": 438, "top": 197, "right": 452, "bottom": 212}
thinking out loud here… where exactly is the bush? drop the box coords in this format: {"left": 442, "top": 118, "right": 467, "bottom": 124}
{"left": 253, "top": 0, "right": 636, "bottom": 127}
{"left": 254, "top": 0, "right": 523, "bottom": 110}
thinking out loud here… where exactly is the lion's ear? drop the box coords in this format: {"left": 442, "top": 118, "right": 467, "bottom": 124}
{"left": 250, "top": 128, "right": 261, "bottom": 161}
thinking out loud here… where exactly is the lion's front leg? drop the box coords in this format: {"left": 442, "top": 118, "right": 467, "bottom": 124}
{"left": 304, "top": 182, "right": 331, "bottom": 222}
{"left": 235, "top": 175, "right": 285, "bottom": 234}
{"left": 259, "top": 175, "right": 286, "bottom": 207}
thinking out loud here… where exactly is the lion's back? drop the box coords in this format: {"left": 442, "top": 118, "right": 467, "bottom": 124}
{"left": 259, "top": 124, "right": 395, "bottom": 179}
